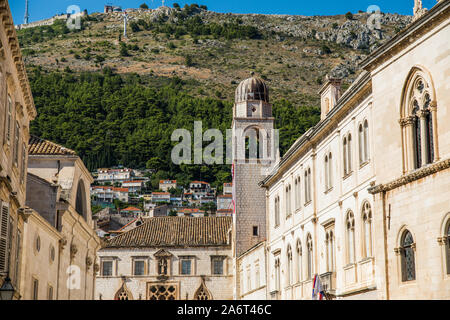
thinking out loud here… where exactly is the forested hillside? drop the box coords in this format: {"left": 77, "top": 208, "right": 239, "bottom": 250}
{"left": 28, "top": 66, "right": 319, "bottom": 189}
{"left": 19, "top": 4, "right": 411, "bottom": 187}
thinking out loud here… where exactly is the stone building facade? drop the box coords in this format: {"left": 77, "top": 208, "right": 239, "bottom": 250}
{"left": 20, "top": 137, "right": 101, "bottom": 300}
{"left": 237, "top": 0, "right": 450, "bottom": 300}
{"left": 95, "top": 216, "right": 234, "bottom": 300}
{"left": 0, "top": 0, "right": 37, "bottom": 299}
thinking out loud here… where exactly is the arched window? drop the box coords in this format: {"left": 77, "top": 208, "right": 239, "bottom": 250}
{"left": 194, "top": 279, "right": 212, "bottom": 300}
{"left": 75, "top": 180, "right": 87, "bottom": 218}
{"left": 400, "top": 69, "right": 437, "bottom": 171}
{"left": 346, "top": 211, "right": 355, "bottom": 264}
{"left": 285, "top": 185, "right": 292, "bottom": 217}
{"left": 400, "top": 230, "right": 416, "bottom": 282}
{"left": 274, "top": 196, "right": 280, "bottom": 227}
{"left": 307, "top": 234, "right": 313, "bottom": 280}
{"left": 362, "top": 202, "right": 373, "bottom": 258}
{"left": 304, "top": 168, "right": 312, "bottom": 204}
{"left": 446, "top": 222, "right": 450, "bottom": 275}
{"left": 359, "top": 124, "right": 364, "bottom": 164}
{"left": 294, "top": 177, "right": 301, "bottom": 210}
{"left": 114, "top": 282, "right": 133, "bottom": 300}
{"left": 287, "top": 245, "right": 293, "bottom": 286}
{"left": 347, "top": 134, "right": 352, "bottom": 173}
{"left": 275, "top": 257, "right": 281, "bottom": 292}
{"left": 343, "top": 137, "right": 348, "bottom": 175}
{"left": 364, "top": 120, "right": 370, "bottom": 161}
{"left": 325, "top": 153, "right": 333, "bottom": 191}
{"left": 296, "top": 240, "right": 302, "bottom": 283}
{"left": 325, "top": 230, "right": 335, "bottom": 272}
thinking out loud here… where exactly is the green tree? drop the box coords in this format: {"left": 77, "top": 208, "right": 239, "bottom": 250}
{"left": 140, "top": 3, "right": 149, "bottom": 9}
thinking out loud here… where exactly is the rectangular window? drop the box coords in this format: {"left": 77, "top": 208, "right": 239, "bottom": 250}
{"left": 13, "top": 121, "right": 19, "bottom": 165}
{"left": 14, "top": 231, "right": 21, "bottom": 289}
{"left": 180, "top": 259, "right": 192, "bottom": 275}
{"left": 133, "top": 260, "right": 145, "bottom": 276}
{"left": 5, "top": 96, "right": 12, "bottom": 143}
{"left": 252, "top": 226, "right": 258, "bottom": 237}
{"left": 212, "top": 257, "right": 224, "bottom": 275}
{"left": 0, "top": 202, "right": 10, "bottom": 273}
{"left": 20, "top": 143, "right": 26, "bottom": 184}
{"left": 32, "top": 278, "right": 39, "bottom": 300}
{"left": 101, "top": 260, "right": 113, "bottom": 276}
{"left": 47, "top": 284, "right": 53, "bottom": 300}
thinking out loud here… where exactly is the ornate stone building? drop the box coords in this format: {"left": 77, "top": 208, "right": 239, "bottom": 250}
{"left": 0, "top": 0, "right": 37, "bottom": 299}
{"left": 95, "top": 216, "right": 233, "bottom": 300}
{"left": 236, "top": 0, "right": 450, "bottom": 300}
{"left": 20, "top": 137, "right": 101, "bottom": 299}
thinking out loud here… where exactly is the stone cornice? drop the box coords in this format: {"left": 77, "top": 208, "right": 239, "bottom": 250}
{"left": 0, "top": 1, "right": 37, "bottom": 120}
{"left": 369, "top": 158, "right": 450, "bottom": 194}
{"left": 360, "top": 0, "right": 450, "bottom": 72}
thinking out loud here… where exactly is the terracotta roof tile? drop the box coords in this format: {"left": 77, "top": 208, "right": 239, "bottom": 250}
{"left": 29, "top": 135, "right": 77, "bottom": 156}
{"left": 105, "top": 216, "right": 232, "bottom": 248}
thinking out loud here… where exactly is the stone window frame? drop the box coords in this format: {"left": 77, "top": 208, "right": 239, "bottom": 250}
{"left": 274, "top": 195, "right": 280, "bottom": 228}
{"left": 100, "top": 257, "right": 116, "bottom": 277}
{"left": 361, "top": 201, "right": 373, "bottom": 259}
{"left": 295, "top": 239, "right": 303, "bottom": 284}
{"left": 131, "top": 256, "right": 148, "bottom": 276}
{"left": 286, "top": 244, "right": 293, "bottom": 288}
{"left": 306, "top": 233, "right": 313, "bottom": 280}
{"left": 345, "top": 210, "right": 356, "bottom": 265}
{"left": 211, "top": 255, "right": 226, "bottom": 276}
{"left": 179, "top": 255, "right": 196, "bottom": 276}
{"left": 399, "top": 66, "right": 439, "bottom": 173}
{"left": 397, "top": 229, "right": 416, "bottom": 282}
{"left": 324, "top": 221, "right": 335, "bottom": 273}
{"left": 4, "top": 94, "right": 13, "bottom": 145}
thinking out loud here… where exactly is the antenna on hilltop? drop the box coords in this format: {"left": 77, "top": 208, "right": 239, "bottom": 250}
{"left": 123, "top": 11, "right": 128, "bottom": 38}
{"left": 24, "top": 0, "right": 30, "bottom": 24}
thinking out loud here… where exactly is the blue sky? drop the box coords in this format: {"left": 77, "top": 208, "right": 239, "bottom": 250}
{"left": 10, "top": 0, "right": 437, "bottom": 25}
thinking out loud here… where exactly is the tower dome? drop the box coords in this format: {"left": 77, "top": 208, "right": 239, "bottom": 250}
{"left": 235, "top": 74, "right": 269, "bottom": 103}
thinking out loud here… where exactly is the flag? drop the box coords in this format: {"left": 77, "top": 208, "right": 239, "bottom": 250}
{"left": 312, "top": 274, "right": 325, "bottom": 300}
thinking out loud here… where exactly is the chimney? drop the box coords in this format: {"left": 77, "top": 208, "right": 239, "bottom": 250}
{"left": 318, "top": 75, "right": 342, "bottom": 120}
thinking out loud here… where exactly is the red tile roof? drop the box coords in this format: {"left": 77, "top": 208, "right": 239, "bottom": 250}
{"left": 122, "top": 180, "right": 145, "bottom": 184}
{"left": 121, "top": 207, "right": 141, "bottom": 212}
{"left": 29, "top": 136, "right": 77, "bottom": 156}
{"left": 152, "top": 192, "right": 170, "bottom": 195}
{"left": 218, "top": 194, "right": 233, "bottom": 198}
{"left": 190, "top": 181, "right": 210, "bottom": 185}
{"left": 92, "top": 186, "right": 129, "bottom": 192}
{"left": 105, "top": 216, "right": 232, "bottom": 248}
{"left": 160, "top": 180, "right": 177, "bottom": 184}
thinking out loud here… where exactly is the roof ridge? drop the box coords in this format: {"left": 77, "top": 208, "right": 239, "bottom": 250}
{"left": 29, "top": 135, "right": 77, "bottom": 156}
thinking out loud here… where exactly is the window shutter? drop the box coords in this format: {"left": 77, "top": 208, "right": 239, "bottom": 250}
{"left": 0, "top": 202, "right": 10, "bottom": 273}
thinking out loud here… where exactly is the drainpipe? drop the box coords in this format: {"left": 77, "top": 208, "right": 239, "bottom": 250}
{"left": 381, "top": 191, "right": 390, "bottom": 300}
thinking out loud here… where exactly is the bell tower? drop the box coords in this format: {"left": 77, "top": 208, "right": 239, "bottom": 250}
{"left": 232, "top": 74, "right": 275, "bottom": 257}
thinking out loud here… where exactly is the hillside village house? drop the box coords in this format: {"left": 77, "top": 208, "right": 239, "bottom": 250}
{"left": 91, "top": 186, "right": 129, "bottom": 203}
{"left": 235, "top": 0, "right": 450, "bottom": 300}
{"left": 223, "top": 183, "right": 233, "bottom": 195}
{"left": 0, "top": 0, "right": 37, "bottom": 299}
{"left": 95, "top": 216, "right": 233, "bottom": 300}
{"left": 151, "top": 192, "right": 171, "bottom": 203}
{"left": 122, "top": 180, "right": 145, "bottom": 193}
{"left": 189, "top": 181, "right": 211, "bottom": 198}
{"left": 22, "top": 137, "right": 101, "bottom": 300}
{"left": 97, "top": 168, "right": 134, "bottom": 184}
{"left": 159, "top": 180, "right": 177, "bottom": 192}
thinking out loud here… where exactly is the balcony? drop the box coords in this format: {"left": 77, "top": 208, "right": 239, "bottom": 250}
{"left": 320, "top": 272, "right": 336, "bottom": 295}
{"left": 269, "top": 290, "right": 280, "bottom": 300}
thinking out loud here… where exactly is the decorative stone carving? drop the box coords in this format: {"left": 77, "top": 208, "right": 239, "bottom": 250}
{"left": 59, "top": 237, "right": 67, "bottom": 251}
{"left": 70, "top": 243, "right": 78, "bottom": 260}
{"left": 93, "top": 263, "right": 100, "bottom": 274}
{"left": 86, "top": 256, "right": 93, "bottom": 269}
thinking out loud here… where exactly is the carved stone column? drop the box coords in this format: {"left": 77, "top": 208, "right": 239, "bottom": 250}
{"left": 418, "top": 110, "right": 428, "bottom": 166}
{"left": 403, "top": 117, "right": 416, "bottom": 172}
{"left": 430, "top": 102, "right": 439, "bottom": 161}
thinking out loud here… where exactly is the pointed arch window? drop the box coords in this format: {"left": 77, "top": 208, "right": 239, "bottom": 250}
{"left": 445, "top": 222, "right": 450, "bottom": 275}
{"left": 307, "top": 234, "right": 313, "bottom": 280}
{"left": 359, "top": 121, "right": 370, "bottom": 164}
{"left": 304, "top": 168, "right": 312, "bottom": 204}
{"left": 400, "top": 230, "right": 416, "bottom": 282}
{"left": 296, "top": 240, "right": 302, "bottom": 283}
{"left": 324, "top": 153, "right": 333, "bottom": 191}
{"left": 400, "top": 69, "right": 437, "bottom": 171}
{"left": 325, "top": 230, "right": 335, "bottom": 272}
{"left": 274, "top": 257, "right": 281, "bottom": 292}
{"left": 346, "top": 211, "right": 355, "bottom": 264}
{"left": 274, "top": 196, "right": 280, "bottom": 227}
{"left": 364, "top": 120, "right": 370, "bottom": 161}
{"left": 294, "top": 177, "right": 301, "bottom": 210}
{"left": 194, "top": 279, "right": 212, "bottom": 300}
{"left": 287, "top": 245, "right": 293, "bottom": 286}
{"left": 362, "top": 202, "right": 373, "bottom": 258}
{"left": 285, "top": 184, "right": 292, "bottom": 218}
